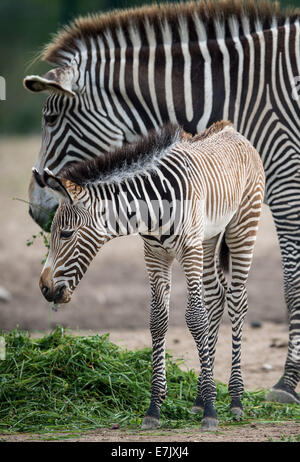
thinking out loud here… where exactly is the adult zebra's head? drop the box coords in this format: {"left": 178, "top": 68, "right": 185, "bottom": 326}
{"left": 24, "top": 66, "right": 125, "bottom": 230}
{"left": 39, "top": 170, "right": 108, "bottom": 305}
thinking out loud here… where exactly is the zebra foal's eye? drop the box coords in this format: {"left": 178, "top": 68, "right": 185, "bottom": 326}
{"left": 44, "top": 114, "right": 59, "bottom": 125}
{"left": 60, "top": 229, "right": 74, "bottom": 239}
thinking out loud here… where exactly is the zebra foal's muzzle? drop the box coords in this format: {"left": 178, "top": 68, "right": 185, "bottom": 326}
{"left": 39, "top": 267, "right": 71, "bottom": 304}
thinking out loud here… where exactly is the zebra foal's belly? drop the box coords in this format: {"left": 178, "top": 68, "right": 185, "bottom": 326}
{"left": 203, "top": 209, "right": 237, "bottom": 241}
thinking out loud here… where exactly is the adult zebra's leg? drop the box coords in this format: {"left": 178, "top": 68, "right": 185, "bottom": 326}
{"left": 180, "top": 245, "right": 218, "bottom": 431}
{"left": 266, "top": 210, "right": 300, "bottom": 404}
{"left": 225, "top": 187, "right": 264, "bottom": 418}
{"left": 192, "top": 235, "right": 227, "bottom": 414}
{"left": 142, "top": 239, "right": 174, "bottom": 429}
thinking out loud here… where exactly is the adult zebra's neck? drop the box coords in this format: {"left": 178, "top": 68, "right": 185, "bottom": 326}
{"left": 44, "top": 9, "right": 300, "bottom": 141}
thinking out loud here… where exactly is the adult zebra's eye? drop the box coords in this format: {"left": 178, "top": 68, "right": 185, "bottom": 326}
{"left": 60, "top": 229, "right": 74, "bottom": 239}
{"left": 44, "top": 114, "right": 59, "bottom": 126}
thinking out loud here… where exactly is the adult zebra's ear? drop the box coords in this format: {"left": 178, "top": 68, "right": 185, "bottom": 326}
{"left": 23, "top": 66, "right": 76, "bottom": 97}
{"left": 43, "top": 169, "right": 85, "bottom": 205}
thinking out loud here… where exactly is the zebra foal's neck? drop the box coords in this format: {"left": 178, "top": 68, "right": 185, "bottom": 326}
{"left": 59, "top": 121, "right": 233, "bottom": 238}
{"left": 60, "top": 124, "right": 185, "bottom": 237}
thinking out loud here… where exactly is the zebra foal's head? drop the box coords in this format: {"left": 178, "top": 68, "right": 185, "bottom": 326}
{"left": 39, "top": 170, "right": 107, "bottom": 305}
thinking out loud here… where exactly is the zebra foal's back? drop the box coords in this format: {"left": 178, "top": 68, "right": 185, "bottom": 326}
{"left": 172, "top": 121, "right": 265, "bottom": 242}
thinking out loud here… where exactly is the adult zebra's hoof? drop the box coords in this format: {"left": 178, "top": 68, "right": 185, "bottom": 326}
{"left": 201, "top": 417, "right": 218, "bottom": 432}
{"left": 266, "top": 388, "right": 300, "bottom": 404}
{"left": 141, "top": 415, "right": 160, "bottom": 430}
{"left": 231, "top": 407, "right": 244, "bottom": 420}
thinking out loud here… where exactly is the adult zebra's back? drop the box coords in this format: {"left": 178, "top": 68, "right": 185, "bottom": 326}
{"left": 24, "top": 0, "right": 300, "bottom": 402}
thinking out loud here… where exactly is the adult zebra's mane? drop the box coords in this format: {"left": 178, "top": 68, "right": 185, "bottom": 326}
{"left": 60, "top": 124, "right": 181, "bottom": 186}
{"left": 42, "top": 0, "right": 299, "bottom": 65}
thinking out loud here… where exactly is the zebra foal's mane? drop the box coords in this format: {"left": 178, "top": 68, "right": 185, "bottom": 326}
{"left": 60, "top": 121, "right": 231, "bottom": 186}
{"left": 60, "top": 124, "right": 181, "bottom": 186}
{"left": 190, "top": 120, "right": 232, "bottom": 142}
{"left": 42, "top": 0, "right": 300, "bottom": 65}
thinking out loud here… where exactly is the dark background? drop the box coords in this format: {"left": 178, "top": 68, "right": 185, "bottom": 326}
{"left": 0, "top": 0, "right": 299, "bottom": 135}
{"left": 0, "top": 0, "right": 185, "bottom": 134}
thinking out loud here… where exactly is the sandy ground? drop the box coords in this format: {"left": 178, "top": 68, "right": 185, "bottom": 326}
{"left": 0, "top": 421, "right": 299, "bottom": 442}
{"left": 0, "top": 136, "right": 299, "bottom": 443}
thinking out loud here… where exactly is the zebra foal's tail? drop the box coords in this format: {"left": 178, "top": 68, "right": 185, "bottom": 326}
{"left": 219, "top": 234, "right": 230, "bottom": 273}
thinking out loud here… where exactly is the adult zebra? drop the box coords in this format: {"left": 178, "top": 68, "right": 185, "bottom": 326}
{"left": 24, "top": 0, "right": 300, "bottom": 403}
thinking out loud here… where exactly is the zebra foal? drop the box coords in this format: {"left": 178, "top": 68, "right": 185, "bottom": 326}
{"left": 39, "top": 121, "right": 265, "bottom": 431}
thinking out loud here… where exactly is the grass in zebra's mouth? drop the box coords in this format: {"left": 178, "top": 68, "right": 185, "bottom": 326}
{"left": 13, "top": 197, "right": 56, "bottom": 233}
{"left": 14, "top": 196, "right": 55, "bottom": 265}
{"left": 0, "top": 327, "right": 298, "bottom": 436}
{"left": 51, "top": 303, "right": 60, "bottom": 312}
{"left": 26, "top": 230, "right": 50, "bottom": 265}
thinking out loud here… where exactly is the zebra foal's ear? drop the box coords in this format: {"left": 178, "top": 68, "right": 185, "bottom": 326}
{"left": 23, "top": 66, "right": 76, "bottom": 97}
{"left": 43, "top": 169, "right": 85, "bottom": 205}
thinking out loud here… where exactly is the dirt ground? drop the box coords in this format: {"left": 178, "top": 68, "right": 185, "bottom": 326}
{"left": 0, "top": 136, "right": 299, "bottom": 443}
{"left": 1, "top": 421, "right": 299, "bottom": 442}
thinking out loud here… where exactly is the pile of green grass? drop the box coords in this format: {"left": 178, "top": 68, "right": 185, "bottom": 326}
{"left": 0, "top": 327, "right": 298, "bottom": 435}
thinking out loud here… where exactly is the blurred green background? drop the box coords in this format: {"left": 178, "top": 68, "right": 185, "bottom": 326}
{"left": 0, "top": 0, "right": 299, "bottom": 135}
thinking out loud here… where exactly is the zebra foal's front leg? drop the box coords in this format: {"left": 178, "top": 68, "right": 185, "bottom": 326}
{"left": 192, "top": 235, "right": 227, "bottom": 414}
{"left": 142, "top": 240, "right": 173, "bottom": 430}
{"left": 180, "top": 246, "right": 218, "bottom": 432}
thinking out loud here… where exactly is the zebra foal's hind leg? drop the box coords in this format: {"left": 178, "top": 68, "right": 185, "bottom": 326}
{"left": 225, "top": 187, "right": 264, "bottom": 419}
{"left": 192, "top": 235, "right": 227, "bottom": 414}
{"left": 141, "top": 239, "right": 174, "bottom": 430}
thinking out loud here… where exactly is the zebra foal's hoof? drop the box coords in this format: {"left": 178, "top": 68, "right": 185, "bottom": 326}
{"left": 266, "top": 388, "right": 300, "bottom": 404}
{"left": 191, "top": 396, "right": 204, "bottom": 414}
{"left": 231, "top": 407, "right": 244, "bottom": 420}
{"left": 141, "top": 415, "right": 160, "bottom": 430}
{"left": 201, "top": 417, "right": 218, "bottom": 432}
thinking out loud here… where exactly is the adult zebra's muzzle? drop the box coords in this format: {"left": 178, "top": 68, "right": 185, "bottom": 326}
{"left": 28, "top": 172, "right": 58, "bottom": 231}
